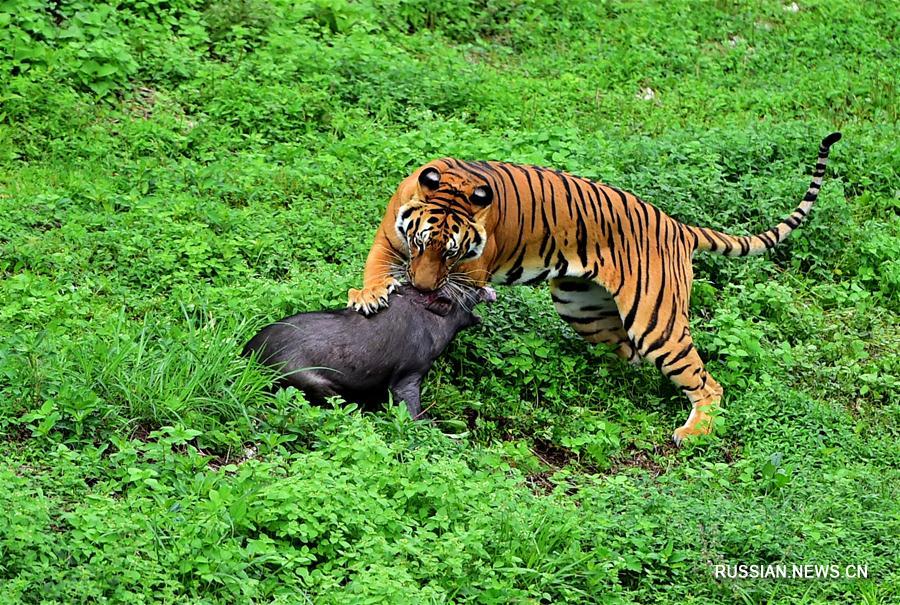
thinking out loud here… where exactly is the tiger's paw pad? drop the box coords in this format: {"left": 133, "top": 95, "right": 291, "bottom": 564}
{"left": 348, "top": 280, "right": 399, "bottom": 315}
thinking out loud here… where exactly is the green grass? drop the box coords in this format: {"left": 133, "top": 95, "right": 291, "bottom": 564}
{"left": 1, "top": 0, "right": 898, "bottom": 602}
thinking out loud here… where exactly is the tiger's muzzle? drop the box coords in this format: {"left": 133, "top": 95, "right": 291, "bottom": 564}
{"left": 408, "top": 246, "right": 447, "bottom": 292}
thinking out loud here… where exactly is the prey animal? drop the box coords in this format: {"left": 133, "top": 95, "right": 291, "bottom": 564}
{"left": 242, "top": 284, "right": 495, "bottom": 417}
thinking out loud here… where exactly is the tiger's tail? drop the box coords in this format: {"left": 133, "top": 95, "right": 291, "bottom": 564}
{"left": 689, "top": 132, "right": 841, "bottom": 257}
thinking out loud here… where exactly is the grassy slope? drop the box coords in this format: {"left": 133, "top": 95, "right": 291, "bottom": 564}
{"left": 1, "top": 0, "right": 898, "bottom": 603}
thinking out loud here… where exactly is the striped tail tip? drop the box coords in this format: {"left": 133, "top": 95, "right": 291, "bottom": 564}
{"left": 822, "top": 132, "right": 842, "bottom": 148}
{"left": 692, "top": 132, "right": 840, "bottom": 257}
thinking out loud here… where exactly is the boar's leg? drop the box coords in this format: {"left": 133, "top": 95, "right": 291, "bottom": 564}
{"left": 390, "top": 374, "right": 424, "bottom": 419}
{"left": 279, "top": 370, "right": 340, "bottom": 405}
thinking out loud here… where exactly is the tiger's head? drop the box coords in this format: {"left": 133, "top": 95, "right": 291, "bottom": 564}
{"left": 395, "top": 163, "right": 494, "bottom": 292}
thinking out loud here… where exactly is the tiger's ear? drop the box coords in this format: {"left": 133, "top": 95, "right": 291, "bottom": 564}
{"left": 418, "top": 167, "right": 441, "bottom": 191}
{"left": 470, "top": 185, "right": 493, "bottom": 206}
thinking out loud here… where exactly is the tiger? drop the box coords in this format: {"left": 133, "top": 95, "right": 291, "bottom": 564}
{"left": 348, "top": 132, "right": 841, "bottom": 444}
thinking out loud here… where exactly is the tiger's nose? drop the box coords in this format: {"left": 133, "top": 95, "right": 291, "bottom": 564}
{"left": 411, "top": 273, "right": 440, "bottom": 292}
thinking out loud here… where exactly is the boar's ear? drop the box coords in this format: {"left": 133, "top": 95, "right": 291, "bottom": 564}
{"left": 424, "top": 296, "right": 453, "bottom": 317}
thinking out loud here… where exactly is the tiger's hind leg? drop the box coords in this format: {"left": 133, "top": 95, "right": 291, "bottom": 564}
{"left": 550, "top": 278, "right": 640, "bottom": 363}
{"left": 641, "top": 322, "right": 723, "bottom": 445}
{"left": 613, "top": 269, "right": 723, "bottom": 444}
{"left": 607, "top": 224, "right": 725, "bottom": 444}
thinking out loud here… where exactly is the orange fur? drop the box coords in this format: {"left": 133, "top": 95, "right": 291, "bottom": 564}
{"left": 349, "top": 133, "right": 841, "bottom": 443}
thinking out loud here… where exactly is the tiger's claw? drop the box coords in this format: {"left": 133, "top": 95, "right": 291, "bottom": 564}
{"left": 348, "top": 279, "right": 400, "bottom": 315}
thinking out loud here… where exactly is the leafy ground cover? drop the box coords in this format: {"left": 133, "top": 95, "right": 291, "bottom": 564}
{"left": 1, "top": 0, "right": 898, "bottom": 602}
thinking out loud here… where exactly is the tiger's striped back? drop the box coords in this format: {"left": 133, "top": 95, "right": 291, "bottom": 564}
{"left": 350, "top": 132, "right": 841, "bottom": 444}
{"left": 432, "top": 132, "right": 841, "bottom": 279}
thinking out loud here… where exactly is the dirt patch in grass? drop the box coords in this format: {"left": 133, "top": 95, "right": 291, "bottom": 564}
{"left": 531, "top": 437, "right": 579, "bottom": 468}
{"left": 607, "top": 443, "right": 674, "bottom": 478}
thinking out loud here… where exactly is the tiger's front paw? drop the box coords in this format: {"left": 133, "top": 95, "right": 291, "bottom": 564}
{"left": 348, "top": 279, "right": 400, "bottom": 315}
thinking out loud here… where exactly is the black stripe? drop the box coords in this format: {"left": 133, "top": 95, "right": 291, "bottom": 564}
{"left": 449, "top": 158, "right": 484, "bottom": 180}
{"left": 555, "top": 250, "right": 569, "bottom": 276}
{"left": 582, "top": 309, "right": 619, "bottom": 318}
{"left": 558, "top": 313, "right": 604, "bottom": 325}
{"left": 561, "top": 176, "right": 590, "bottom": 268}
{"left": 495, "top": 164, "right": 523, "bottom": 242}
{"left": 653, "top": 351, "right": 671, "bottom": 370}
{"left": 643, "top": 290, "right": 678, "bottom": 357}
{"left": 613, "top": 189, "right": 633, "bottom": 277}
{"left": 504, "top": 247, "right": 528, "bottom": 285}
{"left": 534, "top": 170, "right": 554, "bottom": 259}
{"left": 650, "top": 204, "right": 663, "bottom": 257}
{"left": 622, "top": 256, "right": 642, "bottom": 333}
{"left": 636, "top": 262, "right": 669, "bottom": 352}
{"left": 757, "top": 232, "right": 776, "bottom": 248}
{"left": 665, "top": 342, "right": 694, "bottom": 367}
{"left": 594, "top": 185, "right": 618, "bottom": 275}
{"left": 430, "top": 194, "right": 470, "bottom": 213}
{"left": 540, "top": 167, "right": 559, "bottom": 223}
{"left": 516, "top": 165, "right": 539, "bottom": 233}
{"left": 664, "top": 364, "right": 691, "bottom": 378}
{"left": 480, "top": 162, "right": 509, "bottom": 222}
{"left": 522, "top": 269, "right": 550, "bottom": 286}
{"left": 575, "top": 178, "right": 598, "bottom": 224}
{"left": 580, "top": 304, "right": 613, "bottom": 313}
{"left": 580, "top": 265, "right": 598, "bottom": 280}
{"left": 543, "top": 238, "right": 557, "bottom": 267}
{"left": 556, "top": 171, "right": 574, "bottom": 218}
{"left": 701, "top": 229, "right": 718, "bottom": 251}
{"left": 718, "top": 233, "right": 734, "bottom": 255}
{"left": 557, "top": 280, "right": 590, "bottom": 292}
